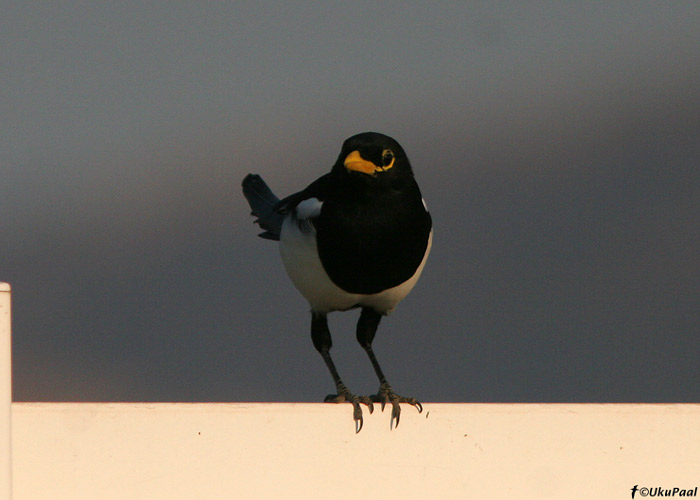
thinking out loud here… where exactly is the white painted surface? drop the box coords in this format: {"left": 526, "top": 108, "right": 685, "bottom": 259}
{"left": 0, "top": 284, "right": 11, "bottom": 500}
{"left": 11, "top": 402, "right": 700, "bottom": 500}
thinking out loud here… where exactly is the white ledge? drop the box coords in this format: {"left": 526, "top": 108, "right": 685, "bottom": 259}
{"left": 11, "top": 402, "right": 700, "bottom": 499}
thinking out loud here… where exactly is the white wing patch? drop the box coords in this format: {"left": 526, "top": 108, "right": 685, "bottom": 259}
{"left": 295, "top": 197, "right": 323, "bottom": 220}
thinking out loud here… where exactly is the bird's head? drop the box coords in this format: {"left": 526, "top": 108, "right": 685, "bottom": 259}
{"left": 333, "top": 132, "right": 413, "bottom": 184}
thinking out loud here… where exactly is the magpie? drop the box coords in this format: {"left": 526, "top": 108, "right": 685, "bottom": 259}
{"left": 242, "top": 132, "right": 432, "bottom": 432}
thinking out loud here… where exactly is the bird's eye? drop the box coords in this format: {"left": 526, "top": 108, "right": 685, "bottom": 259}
{"left": 381, "top": 149, "right": 394, "bottom": 167}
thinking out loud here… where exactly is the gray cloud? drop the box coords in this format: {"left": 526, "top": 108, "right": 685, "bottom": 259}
{"left": 2, "top": 2, "right": 698, "bottom": 403}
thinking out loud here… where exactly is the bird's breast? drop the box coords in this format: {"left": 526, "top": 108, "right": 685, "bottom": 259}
{"left": 315, "top": 196, "right": 432, "bottom": 295}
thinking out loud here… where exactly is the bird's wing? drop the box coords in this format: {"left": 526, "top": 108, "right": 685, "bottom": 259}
{"left": 274, "top": 173, "right": 332, "bottom": 215}
{"left": 243, "top": 172, "right": 332, "bottom": 240}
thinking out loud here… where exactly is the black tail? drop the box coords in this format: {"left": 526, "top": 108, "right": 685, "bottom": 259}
{"left": 241, "top": 174, "right": 284, "bottom": 240}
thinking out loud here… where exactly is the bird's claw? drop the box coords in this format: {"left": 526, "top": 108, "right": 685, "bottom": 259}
{"left": 371, "top": 383, "right": 423, "bottom": 429}
{"left": 324, "top": 386, "right": 374, "bottom": 433}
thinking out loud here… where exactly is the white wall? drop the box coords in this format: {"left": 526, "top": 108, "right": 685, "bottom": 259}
{"left": 11, "top": 402, "right": 700, "bottom": 500}
{"left": 1, "top": 284, "right": 12, "bottom": 499}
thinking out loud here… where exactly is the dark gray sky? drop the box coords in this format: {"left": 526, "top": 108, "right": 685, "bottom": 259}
{"left": 2, "top": 2, "right": 699, "bottom": 403}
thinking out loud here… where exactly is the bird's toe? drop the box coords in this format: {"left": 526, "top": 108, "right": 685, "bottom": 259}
{"left": 371, "top": 383, "right": 422, "bottom": 429}
{"left": 324, "top": 386, "right": 374, "bottom": 432}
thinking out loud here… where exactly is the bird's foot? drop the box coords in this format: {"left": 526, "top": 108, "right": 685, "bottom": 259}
{"left": 371, "top": 382, "right": 423, "bottom": 429}
{"left": 324, "top": 384, "right": 375, "bottom": 433}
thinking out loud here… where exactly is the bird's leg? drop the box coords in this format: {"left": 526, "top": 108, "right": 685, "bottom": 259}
{"left": 311, "top": 312, "right": 374, "bottom": 432}
{"left": 356, "top": 307, "right": 423, "bottom": 429}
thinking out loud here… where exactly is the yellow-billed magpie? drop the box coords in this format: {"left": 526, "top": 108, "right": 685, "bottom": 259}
{"left": 242, "top": 132, "right": 432, "bottom": 432}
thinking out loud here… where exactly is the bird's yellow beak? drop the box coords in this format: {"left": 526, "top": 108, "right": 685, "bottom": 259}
{"left": 343, "top": 150, "right": 394, "bottom": 175}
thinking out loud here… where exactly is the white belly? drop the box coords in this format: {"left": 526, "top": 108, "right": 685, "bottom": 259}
{"left": 279, "top": 215, "right": 432, "bottom": 314}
